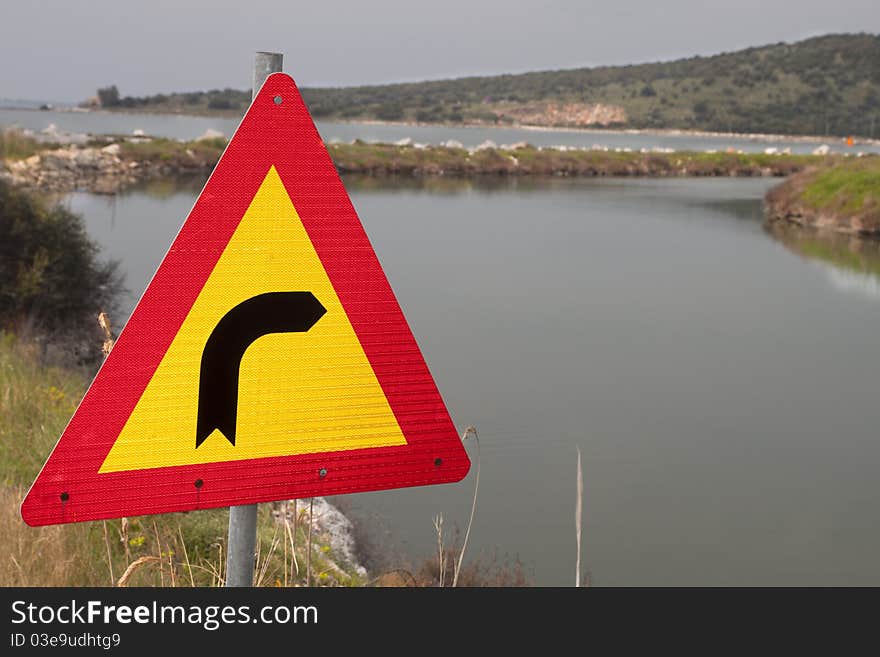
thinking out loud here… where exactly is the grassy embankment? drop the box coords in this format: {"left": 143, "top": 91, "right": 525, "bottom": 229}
{"left": 326, "top": 142, "right": 821, "bottom": 177}
{"left": 765, "top": 156, "right": 880, "bottom": 235}
{"left": 3, "top": 127, "right": 832, "bottom": 192}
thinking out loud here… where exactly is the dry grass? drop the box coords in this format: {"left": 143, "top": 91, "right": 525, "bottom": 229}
{"left": 575, "top": 446, "right": 583, "bottom": 587}
{"left": 0, "top": 128, "right": 50, "bottom": 161}
{"left": 0, "top": 335, "right": 365, "bottom": 587}
{"left": 1, "top": 486, "right": 76, "bottom": 586}
{"left": 452, "top": 426, "right": 479, "bottom": 587}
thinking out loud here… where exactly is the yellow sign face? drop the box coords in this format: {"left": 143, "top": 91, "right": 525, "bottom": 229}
{"left": 100, "top": 167, "right": 407, "bottom": 473}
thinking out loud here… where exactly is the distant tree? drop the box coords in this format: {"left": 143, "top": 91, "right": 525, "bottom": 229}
{"left": 375, "top": 103, "right": 404, "bottom": 121}
{"left": 96, "top": 85, "right": 120, "bottom": 107}
{"left": 640, "top": 84, "right": 657, "bottom": 97}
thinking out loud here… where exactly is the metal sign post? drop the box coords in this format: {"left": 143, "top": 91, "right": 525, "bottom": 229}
{"left": 225, "top": 51, "right": 284, "bottom": 588}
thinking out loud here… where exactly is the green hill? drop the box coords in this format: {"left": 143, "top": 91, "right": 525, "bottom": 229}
{"left": 100, "top": 33, "right": 880, "bottom": 137}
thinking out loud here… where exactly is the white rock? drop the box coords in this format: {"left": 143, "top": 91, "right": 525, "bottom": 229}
{"left": 813, "top": 144, "right": 831, "bottom": 155}
{"left": 394, "top": 137, "right": 412, "bottom": 146}
{"left": 764, "top": 147, "right": 778, "bottom": 155}
{"left": 474, "top": 139, "right": 497, "bottom": 151}
{"left": 73, "top": 149, "right": 102, "bottom": 167}
{"left": 132, "top": 129, "right": 145, "bottom": 136}
{"left": 37, "top": 123, "right": 88, "bottom": 145}
{"left": 100, "top": 143, "right": 121, "bottom": 155}
{"left": 195, "top": 128, "right": 225, "bottom": 141}
{"left": 309, "top": 498, "right": 367, "bottom": 577}
{"left": 441, "top": 139, "right": 464, "bottom": 149}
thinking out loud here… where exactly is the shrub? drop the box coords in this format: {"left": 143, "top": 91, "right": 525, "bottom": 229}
{"left": 0, "top": 181, "right": 124, "bottom": 363}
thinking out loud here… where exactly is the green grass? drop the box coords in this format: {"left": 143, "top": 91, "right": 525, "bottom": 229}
{"left": 0, "top": 334, "right": 84, "bottom": 486}
{"left": 801, "top": 159, "right": 880, "bottom": 213}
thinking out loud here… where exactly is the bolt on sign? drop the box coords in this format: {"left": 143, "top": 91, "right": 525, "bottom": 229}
{"left": 21, "top": 74, "right": 470, "bottom": 526}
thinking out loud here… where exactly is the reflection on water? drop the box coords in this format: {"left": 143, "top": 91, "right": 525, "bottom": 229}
{"left": 766, "top": 221, "right": 880, "bottom": 300}
{"left": 68, "top": 176, "right": 880, "bottom": 585}
{"left": 129, "top": 174, "right": 209, "bottom": 198}
{"left": 340, "top": 173, "right": 614, "bottom": 196}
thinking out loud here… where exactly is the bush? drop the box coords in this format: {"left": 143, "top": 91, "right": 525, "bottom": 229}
{"left": 0, "top": 181, "right": 124, "bottom": 363}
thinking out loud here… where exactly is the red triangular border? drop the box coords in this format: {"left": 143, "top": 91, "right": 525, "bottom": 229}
{"left": 21, "top": 74, "right": 469, "bottom": 526}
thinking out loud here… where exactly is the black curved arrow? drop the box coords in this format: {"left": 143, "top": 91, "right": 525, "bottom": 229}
{"left": 195, "top": 292, "right": 326, "bottom": 448}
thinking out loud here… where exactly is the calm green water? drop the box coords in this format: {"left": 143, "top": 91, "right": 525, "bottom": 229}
{"left": 68, "top": 176, "right": 880, "bottom": 586}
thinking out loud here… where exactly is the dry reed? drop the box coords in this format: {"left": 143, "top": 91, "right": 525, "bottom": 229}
{"left": 575, "top": 446, "right": 583, "bottom": 587}
{"left": 452, "top": 425, "right": 480, "bottom": 587}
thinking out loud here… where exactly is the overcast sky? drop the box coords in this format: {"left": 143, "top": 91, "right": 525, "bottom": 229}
{"left": 2, "top": 0, "right": 878, "bottom": 102}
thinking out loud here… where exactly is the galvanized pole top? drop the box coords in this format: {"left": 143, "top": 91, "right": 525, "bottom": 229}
{"left": 253, "top": 52, "right": 284, "bottom": 99}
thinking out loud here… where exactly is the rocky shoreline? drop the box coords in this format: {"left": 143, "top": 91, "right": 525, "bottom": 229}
{"left": 1, "top": 142, "right": 218, "bottom": 194}
{"left": 765, "top": 195, "right": 880, "bottom": 236}
{"left": 1, "top": 137, "right": 829, "bottom": 195}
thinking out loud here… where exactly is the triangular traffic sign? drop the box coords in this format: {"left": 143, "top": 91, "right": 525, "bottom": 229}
{"left": 22, "top": 73, "right": 470, "bottom": 526}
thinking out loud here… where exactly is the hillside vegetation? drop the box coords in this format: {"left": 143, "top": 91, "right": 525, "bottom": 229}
{"left": 97, "top": 34, "right": 880, "bottom": 137}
